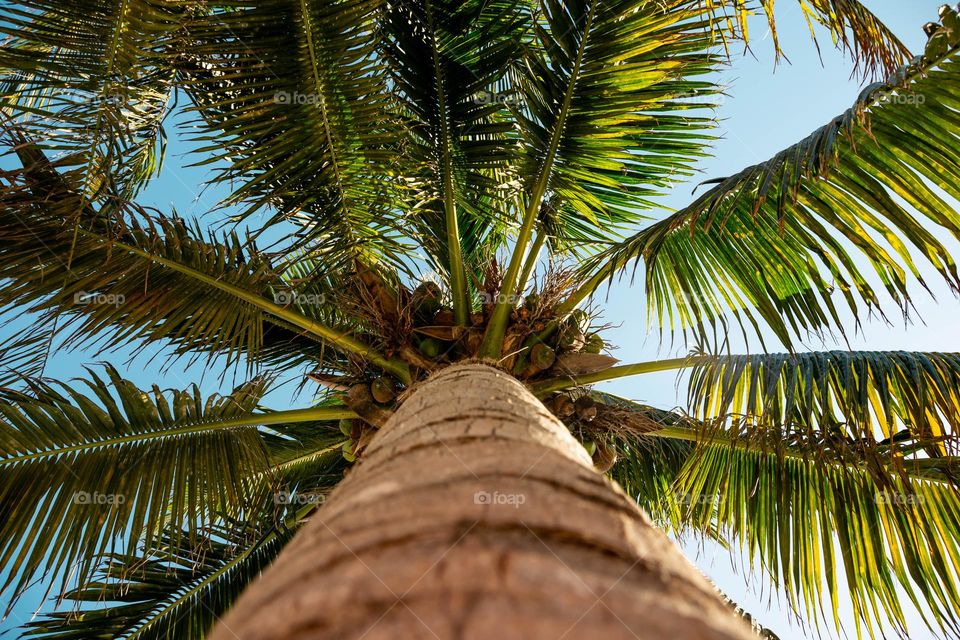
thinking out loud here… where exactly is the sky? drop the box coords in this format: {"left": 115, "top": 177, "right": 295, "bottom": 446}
{"left": 0, "top": 1, "right": 957, "bottom": 638}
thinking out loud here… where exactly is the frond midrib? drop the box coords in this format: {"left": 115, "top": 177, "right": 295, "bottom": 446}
{"left": 1, "top": 406, "right": 355, "bottom": 466}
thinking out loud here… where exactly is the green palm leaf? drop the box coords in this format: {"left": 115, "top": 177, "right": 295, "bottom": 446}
{"left": 0, "top": 132, "right": 408, "bottom": 378}
{"left": 481, "top": 0, "right": 721, "bottom": 355}
{"left": 0, "top": 0, "right": 183, "bottom": 197}
{"left": 687, "top": 351, "right": 960, "bottom": 461}
{"left": 598, "top": 395, "right": 696, "bottom": 526}
{"left": 679, "top": 350, "right": 960, "bottom": 635}
{"left": 176, "top": 0, "right": 408, "bottom": 268}
{"left": 593, "top": 386, "right": 960, "bottom": 637}
{"left": 17, "top": 430, "right": 348, "bottom": 640}
{"left": 0, "top": 309, "right": 56, "bottom": 390}
{"left": 21, "top": 517, "right": 297, "bottom": 640}
{"left": 380, "top": 0, "right": 531, "bottom": 306}
{"left": 520, "top": 0, "right": 717, "bottom": 240}
{"left": 578, "top": 10, "right": 960, "bottom": 348}
{"left": 517, "top": 0, "right": 718, "bottom": 244}
{"left": 0, "top": 366, "right": 277, "bottom": 603}
{"left": 675, "top": 437, "right": 960, "bottom": 638}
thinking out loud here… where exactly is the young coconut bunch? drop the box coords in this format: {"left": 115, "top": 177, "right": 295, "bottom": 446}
{"left": 0, "top": 0, "right": 959, "bottom": 638}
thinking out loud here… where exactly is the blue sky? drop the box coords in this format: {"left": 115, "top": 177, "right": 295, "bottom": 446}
{"left": 1, "top": 1, "right": 956, "bottom": 637}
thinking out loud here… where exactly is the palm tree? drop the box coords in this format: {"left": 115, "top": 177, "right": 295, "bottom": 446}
{"left": 1, "top": 0, "right": 959, "bottom": 637}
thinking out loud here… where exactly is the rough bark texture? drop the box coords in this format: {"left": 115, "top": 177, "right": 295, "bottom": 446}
{"left": 211, "top": 364, "right": 754, "bottom": 640}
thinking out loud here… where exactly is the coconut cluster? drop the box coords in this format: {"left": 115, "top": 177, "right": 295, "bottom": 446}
{"left": 312, "top": 263, "right": 624, "bottom": 465}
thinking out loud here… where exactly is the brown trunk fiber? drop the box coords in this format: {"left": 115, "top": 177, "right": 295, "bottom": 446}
{"left": 211, "top": 364, "right": 753, "bottom": 640}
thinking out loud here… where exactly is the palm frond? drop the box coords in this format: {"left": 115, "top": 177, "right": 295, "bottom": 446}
{"left": 481, "top": 0, "right": 720, "bottom": 356}
{"left": 598, "top": 394, "right": 696, "bottom": 526}
{"left": 0, "top": 132, "right": 409, "bottom": 378}
{"left": 706, "top": 0, "right": 910, "bottom": 78}
{"left": 674, "top": 435, "right": 960, "bottom": 638}
{"left": 21, "top": 517, "right": 295, "bottom": 640}
{"left": 687, "top": 351, "right": 960, "bottom": 461}
{"left": 580, "top": 11, "right": 960, "bottom": 349}
{"left": 517, "top": 0, "right": 719, "bottom": 250}
{"left": 0, "top": 308, "right": 56, "bottom": 390}
{"left": 0, "top": 366, "right": 279, "bottom": 604}
{"left": 0, "top": 0, "right": 183, "bottom": 197}
{"left": 593, "top": 386, "right": 960, "bottom": 637}
{"left": 680, "top": 350, "right": 960, "bottom": 636}
{"left": 380, "top": 0, "right": 531, "bottom": 295}
{"left": 176, "top": 0, "right": 409, "bottom": 269}
{"left": 19, "top": 431, "right": 348, "bottom": 640}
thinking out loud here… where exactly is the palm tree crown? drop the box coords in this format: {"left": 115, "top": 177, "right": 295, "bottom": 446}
{"left": 1, "top": 0, "right": 959, "bottom": 637}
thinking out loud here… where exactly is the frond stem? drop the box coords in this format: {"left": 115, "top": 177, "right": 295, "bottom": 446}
{"left": 479, "top": 0, "right": 598, "bottom": 358}
{"left": 529, "top": 357, "right": 701, "bottom": 396}
{"left": 518, "top": 230, "right": 546, "bottom": 292}
{"left": 108, "top": 236, "right": 411, "bottom": 383}
{"left": 1, "top": 406, "right": 358, "bottom": 466}
{"left": 425, "top": 0, "right": 470, "bottom": 325}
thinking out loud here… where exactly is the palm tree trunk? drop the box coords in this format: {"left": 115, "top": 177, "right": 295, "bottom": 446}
{"left": 211, "top": 364, "right": 753, "bottom": 640}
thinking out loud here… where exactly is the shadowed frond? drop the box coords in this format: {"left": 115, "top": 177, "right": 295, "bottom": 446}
{"left": 380, "top": 0, "right": 532, "bottom": 304}
{"left": 21, "top": 517, "right": 296, "bottom": 640}
{"left": 597, "top": 394, "right": 696, "bottom": 525}
{"left": 579, "top": 10, "right": 960, "bottom": 349}
{"left": 0, "top": 309, "right": 55, "bottom": 390}
{"left": 262, "top": 420, "right": 348, "bottom": 477}
{"left": 19, "top": 433, "right": 348, "bottom": 639}
{"left": 0, "top": 132, "right": 409, "bottom": 378}
{"left": 0, "top": 0, "right": 184, "bottom": 196}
